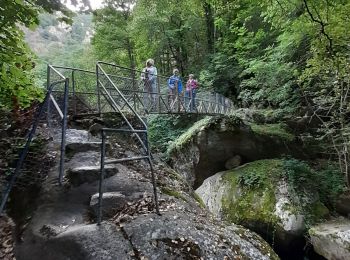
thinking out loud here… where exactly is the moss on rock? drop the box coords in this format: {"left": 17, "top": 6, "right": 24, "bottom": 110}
{"left": 166, "top": 115, "right": 243, "bottom": 156}
{"left": 250, "top": 123, "right": 295, "bottom": 142}
{"left": 221, "top": 160, "right": 281, "bottom": 226}
{"left": 219, "top": 159, "right": 329, "bottom": 235}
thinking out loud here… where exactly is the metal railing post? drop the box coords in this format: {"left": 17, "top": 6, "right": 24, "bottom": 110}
{"left": 132, "top": 70, "right": 137, "bottom": 111}
{"left": 97, "top": 130, "right": 106, "bottom": 225}
{"left": 157, "top": 77, "right": 161, "bottom": 113}
{"left": 58, "top": 78, "right": 69, "bottom": 186}
{"left": 144, "top": 131, "right": 160, "bottom": 215}
{"left": 47, "top": 65, "right": 52, "bottom": 128}
{"left": 72, "top": 70, "right": 76, "bottom": 116}
{"left": 96, "top": 64, "right": 101, "bottom": 115}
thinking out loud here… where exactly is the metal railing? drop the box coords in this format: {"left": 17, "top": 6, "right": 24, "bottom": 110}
{"left": 1, "top": 62, "right": 235, "bottom": 217}
{"left": 94, "top": 63, "right": 234, "bottom": 115}
{"left": 47, "top": 65, "right": 69, "bottom": 185}
{"left": 0, "top": 65, "right": 69, "bottom": 214}
{"left": 96, "top": 62, "right": 160, "bottom": 223}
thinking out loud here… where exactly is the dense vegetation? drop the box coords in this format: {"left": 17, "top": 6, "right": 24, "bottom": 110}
{"left": 1, "top": 0, "right": 350, "bottom": 187}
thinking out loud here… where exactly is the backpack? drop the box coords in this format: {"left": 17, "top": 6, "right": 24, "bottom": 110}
{"left": 144, "top": 68, "right": 150, "bottom": 81}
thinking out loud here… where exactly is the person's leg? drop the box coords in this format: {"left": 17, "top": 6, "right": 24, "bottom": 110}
{"left": 149, "top": 82, "right": 156, "bottom": 111}
{"left": 185, "top": 90, "right": 190, "bottom": 111}
{"left": 192, "top": 89, "right": 196, "bottom": 111}
{"left": 143, "top": 82, "right": 150, "bottom": 111}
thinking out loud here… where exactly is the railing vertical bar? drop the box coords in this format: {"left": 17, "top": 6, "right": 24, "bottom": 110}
{"left": 58, "top": 78, "right": 69, "bottom": 186}
{"left": 98, "top": 130, "right": 106, "bottom": 225}
{"left": 145, "top": 131, "right": 160, "bottom": 215}
{"left": 47, "top": 65, "right": 52, "bottom": 128}
{"left": 96, "top": 64, "right": 101, "bottom": 115}
{"left": 72, "top": 70, "right": 76, "bottom": 116}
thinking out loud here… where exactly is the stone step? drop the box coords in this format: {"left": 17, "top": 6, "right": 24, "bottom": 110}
{"left": 67, "top": 165, "right": 118, "bottom": 186}
{"left": 89, "top": 192, "right": 127, "bottom": 219}
{"left": 66, "top": 141, "right": 103, "bottom": 154}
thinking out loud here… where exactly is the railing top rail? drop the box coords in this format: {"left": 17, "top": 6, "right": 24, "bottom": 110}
{"left": 97, "top": 63, "right": 148, "bottom": 129}
{"left": 51, "top": 65, "right": 95, "bottom": 75}
{"left": 97, "top": 61, "right": 170, "bottom": 80}
{"left": 48, "top": 65, "right": 66, "bottom": 80}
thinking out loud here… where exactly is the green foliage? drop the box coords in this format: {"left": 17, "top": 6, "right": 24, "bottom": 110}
{"left": 222, "top": 159, "right": 281, "bottom": 225}
{"left": 250, "top": 123, "right": 295, "bottom": 141}
{"left": 92, "top": 0, "right": 136, "bottom": 68}
{"left": 282, "top": 159, "right": 346, "bottom": 209}
{"left": 237, "top": 160, "right": 281, "bottom": 189}
{"left": 148, "top": 114, "right": 205, "bottom": 153}
{"left": 0, "top": 0, "right": 91, "bottom": 109}
{"left": 0, "top": 1, "right": 43, "bottom": 109}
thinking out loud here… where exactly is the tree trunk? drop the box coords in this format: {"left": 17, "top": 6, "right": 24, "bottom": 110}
{"left": 203, "top": 2, "right": 215, "bottom": 54}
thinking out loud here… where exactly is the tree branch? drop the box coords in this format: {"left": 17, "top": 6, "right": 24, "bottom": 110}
{"left": 303, "top": 0, "right": 333, "bottom": 55}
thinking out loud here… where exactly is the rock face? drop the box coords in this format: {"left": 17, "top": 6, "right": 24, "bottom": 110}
{"left": 195, "top": 159, "right": 329, "bottom": 254}
{"left": 309, "top": 218, "right": 350, "bottom": 260}
{"left": 14, "top": 123, "right": 279, "bottom": 259}
{"left": 121, "top": 210, "right": 278, "bottom": 260}
{"left": 168, "top": 116, "right": 306, "bottom": 188}
{"left": 225, "top": 155, "right": 242, "bottom": 170}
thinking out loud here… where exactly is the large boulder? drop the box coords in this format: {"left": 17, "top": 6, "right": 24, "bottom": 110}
{"left": 309, "top": 218, "right": 350, "bottom": 260}
{"left": 16, "top": 223, "right": 133, "bottom": 260}
{"left": 167, "top": 115, "right": 309, "bottom": 188}
{"left": 121, "top": 210, "right": 279, "bottom": 259}
{"left": 195, "top": 159, "right": 329, "bottom": 254}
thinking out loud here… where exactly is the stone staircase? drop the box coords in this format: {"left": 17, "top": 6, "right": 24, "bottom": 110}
{"left": 15, "top": 126, "right": 155, "bottom": 258}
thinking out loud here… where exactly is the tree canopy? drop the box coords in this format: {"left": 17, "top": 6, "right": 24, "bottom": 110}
{"left": 1, "top": 0, "right": 350, "bottom": 185}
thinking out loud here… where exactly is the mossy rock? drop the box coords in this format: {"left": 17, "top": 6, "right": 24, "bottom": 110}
{"left": 166, "top": 115, "right": 244, "bottom": 156}
{"left": 250, "top": 123, "right": 294, "bottom": 142}
{"left": 196, "top": 159, "right": 329, "bottom": 250}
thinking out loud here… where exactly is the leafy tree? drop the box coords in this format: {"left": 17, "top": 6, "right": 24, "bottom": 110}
{"left": 92, "top": 0, "right": 136, "bottom": 69}
{"left": 130, "top": 0, "right": 208, "bottom": 74}
{"left": 0, "top": 0, "right": 91, "bottom": 110}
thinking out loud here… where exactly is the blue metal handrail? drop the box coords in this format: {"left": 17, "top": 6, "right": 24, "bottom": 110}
{"left": 0, "top": 73, "right": 69, "bottom": 214}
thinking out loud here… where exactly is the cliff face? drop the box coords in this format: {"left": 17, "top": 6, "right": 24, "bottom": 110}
{"left": 23, "top": 13, "right": 93, "bottom": 59}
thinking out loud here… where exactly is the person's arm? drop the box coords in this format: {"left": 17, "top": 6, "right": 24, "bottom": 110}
{"left": 168, "top": 77, "right": 172, "bottom": 88}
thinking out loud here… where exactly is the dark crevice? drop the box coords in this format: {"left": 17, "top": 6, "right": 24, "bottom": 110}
{"left": 120, "top": 225, "right": 141, "bottom": 260}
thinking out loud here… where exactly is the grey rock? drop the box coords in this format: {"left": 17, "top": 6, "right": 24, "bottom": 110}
{"left": 17, "top": 223, "right": 133, "bottom": 260}
{"left": 122, "top": 211, "right": 278, "bottom": 259}
{"left": 66, "top": 141, "right": 102, "bottom": 154}
{"left": 309, "top": 218, "right": 350, "bottom": 260}
{"left": 169, "top": 116, "right": 303, "bottom": 188}
{"left": 67, "top": 164, "right": 118, "bottom": 186}
{"left": 196, "top": 163, "right": 327, "bottom": 250}
{"left": 225, "top": 155, "right": 242, "bottom": 170}
{"left": 90, "top": 192, "right": 127, "bottom": 219}
{"left": 88, "top": 123, "right": 103, "bottom": 137}
{"left": 53, "top": 129, "right": 89, "bottom": 144}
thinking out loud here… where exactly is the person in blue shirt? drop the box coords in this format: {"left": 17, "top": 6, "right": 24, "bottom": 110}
{"left": 167, "top": 69, "right": 183, "bottom": 110}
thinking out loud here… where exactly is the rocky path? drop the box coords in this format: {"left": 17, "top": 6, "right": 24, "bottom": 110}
{"left": 13, "top": 127, "right": 278, "bottom": 259}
